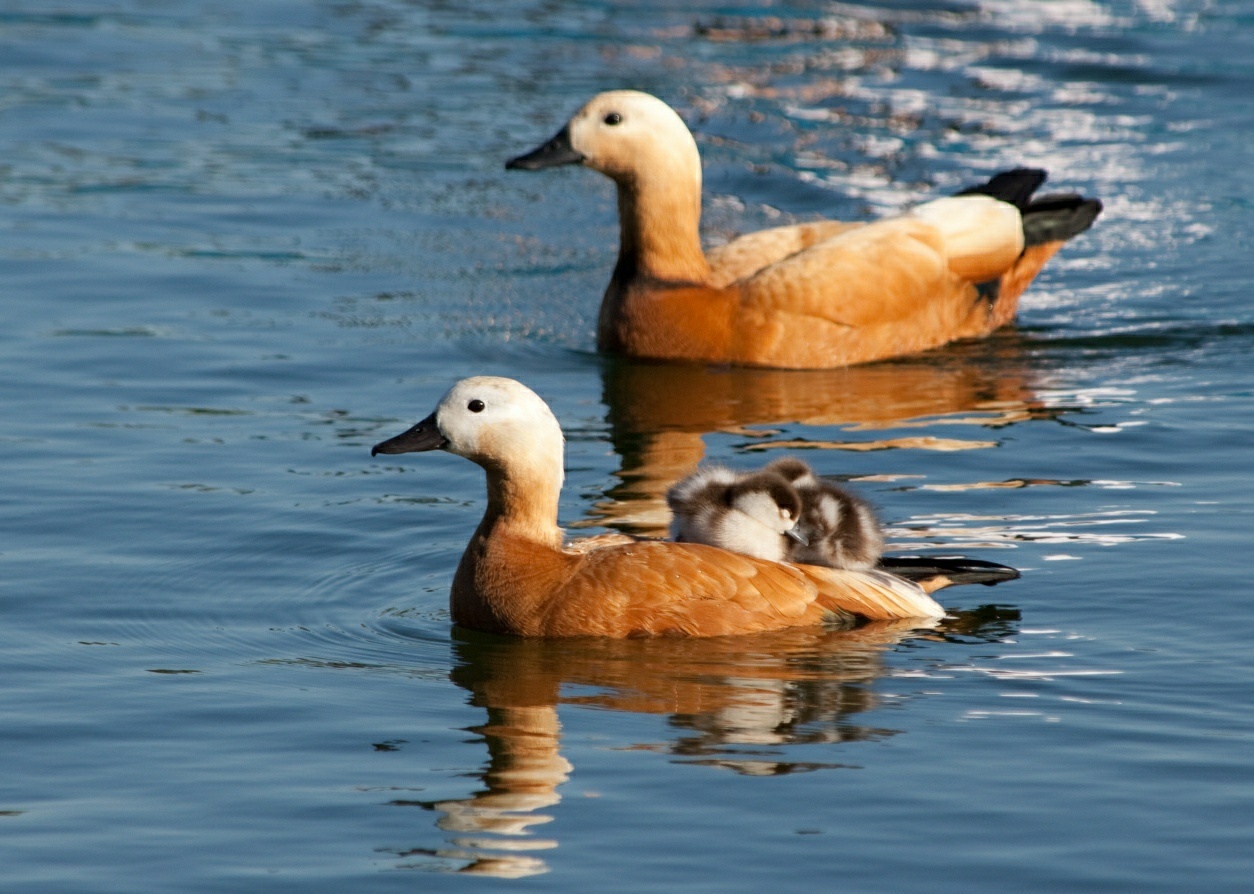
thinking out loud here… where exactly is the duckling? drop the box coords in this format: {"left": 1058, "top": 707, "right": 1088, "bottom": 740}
{"left": 667, "top": 466, "right": 806, "bottom": 562}
{"left": 668, "top": 459, "right": 1018, "bottom": 584}
{"left": 507, "top": 90, "right": 1102, "bottom": 370}
{"left": 763, "top": 458, "right": 884, "bottom": 571}
{"left": 371, "top": 377, "right": 943, "bottom": 638}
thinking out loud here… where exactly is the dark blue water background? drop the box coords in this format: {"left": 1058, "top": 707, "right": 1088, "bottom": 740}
{"left": 2, "top": 0, "right": 1252, "bottom": 890}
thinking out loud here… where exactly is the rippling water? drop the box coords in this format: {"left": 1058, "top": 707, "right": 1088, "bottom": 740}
{"left": 3, "top": 0, "right": 1252, "bottom": 890}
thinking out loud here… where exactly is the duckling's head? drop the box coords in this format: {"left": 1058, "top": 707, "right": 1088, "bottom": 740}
{"left": 762, "top": 457, "right": 819, "bottom": 489}
{"left": 726, "top": 472, "right": 806, "bottom": 541}
{"left": 506, "top": 90, "right": 700, "bottom": 188}
{"left": 372, "top": 376, "right": 564, "bottom": 486}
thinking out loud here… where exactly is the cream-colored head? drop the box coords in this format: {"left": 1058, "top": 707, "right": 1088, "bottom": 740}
{"left": 507, "top": 90, "right": 710, "bottom": 285}
{"left": 568, "top": 91, "right": 700, "bottom": 186}
{"left": 508, "top": 90, "right": 701, "bottom": 190}
{"left": 373, "top": 376, "right": 564, "bottom": 489}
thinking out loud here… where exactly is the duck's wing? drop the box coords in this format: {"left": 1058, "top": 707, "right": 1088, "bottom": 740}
{"left": 550, "top": 541, "right": 818, "bottom": 636}
{"left": 563, "top": 531, "right": 641, "bottom": 554}
{"left": 548, "top": 541, "right": 941, "bottom": 636}
{"left": 706, "top": 220, "right": 863, "bottom": 288}
{"left": 796, "top": 565, "right": 945, "bottom": 622}
{"left": 729, "top": 203, "right": 1023, "bottom": 368}
{"left": 742, "top": 197, "right": 1024, "bottom": 323}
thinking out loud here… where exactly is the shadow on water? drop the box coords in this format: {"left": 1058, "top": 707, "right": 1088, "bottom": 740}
{"left": 380, "top": 607, "right": 1019, "bottom": 877}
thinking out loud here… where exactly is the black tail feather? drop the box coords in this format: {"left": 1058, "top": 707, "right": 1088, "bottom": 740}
{"left": 955, "top": 168, "right": 1047, "bottom": 209}
{"left": 956, "top": 168, "right": 1102, "bottom": 246}
{"left": 878, "top": 555, "right": 1021, "bottom": 587}
{"left": 1022, "top": 194, "right": 1103, "bottom": 246}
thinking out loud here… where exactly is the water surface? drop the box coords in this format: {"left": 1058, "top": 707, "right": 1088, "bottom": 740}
{"left": 2, "top": 0, "right": 1252, "bottom": 890}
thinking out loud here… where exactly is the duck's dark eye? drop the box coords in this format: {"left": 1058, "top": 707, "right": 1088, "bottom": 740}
{"left": 603, "top": 112, "right": 622, "bottom": 126}
{"left": 467, "top": 399, "right": 485, "bottom": 413}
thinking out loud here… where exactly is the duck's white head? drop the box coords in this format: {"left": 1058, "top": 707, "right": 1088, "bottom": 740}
{"left": 506, "top": 90, "right": 700, "bottom": 188}
{"left": 372, "top": 376, "right": 564, "bottom": 487}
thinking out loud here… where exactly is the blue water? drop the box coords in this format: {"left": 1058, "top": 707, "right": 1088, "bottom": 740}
{"left": 3, "top": 0, "right": 1253, "bottom": 890}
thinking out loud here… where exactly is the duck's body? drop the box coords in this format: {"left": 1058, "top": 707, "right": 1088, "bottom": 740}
{"left": 763, "top": 458, "right": 884, "bottom": 571}
{"left": 666, "top": 466, "right": 805, "bottom": 562}
{"left": 373, "top": 377, "right": 943, "bottom": 638}
{"left": 507, "top": 90, "right": 1102, "bottom": 369}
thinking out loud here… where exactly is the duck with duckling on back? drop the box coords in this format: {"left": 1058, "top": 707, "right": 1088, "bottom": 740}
{"left": 372, "top": 376, "right": 946, "bottom": 638}
{"left": 507, "top": 90, "right": 1102, "bottom": 370}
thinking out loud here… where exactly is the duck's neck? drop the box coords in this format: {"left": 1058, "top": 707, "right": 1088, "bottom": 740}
{"left": 613, "top": 172, "right": 710, "bottom": 287}
{"left": 451, "top": 460, "right": 567, "bottom": 635}
{"left": 478, "top": 463, "right": 564, "bottom": 548}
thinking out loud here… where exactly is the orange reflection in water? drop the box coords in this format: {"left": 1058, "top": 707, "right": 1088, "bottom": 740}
{"left": 386, "top": 609, "right": 1016, "bottom": 876}
{"left": 587, "top": 335, "right": 1057, "bottom": 535}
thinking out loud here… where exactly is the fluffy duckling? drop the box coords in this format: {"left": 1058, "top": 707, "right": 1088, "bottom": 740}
{"left": 668, "top": 459, "right": 1019, "bottom": 585}
{"left": 763, "top": 458, "right": 884, "bottom": 571}
{"left": 507, "top": 90, "right": 1102, "bottom": 370}
{"left": 666, "top": 466, "right": 806, "bottom": 562}
{"left": 372, "top": 377, "right": 943, "bottom": 638}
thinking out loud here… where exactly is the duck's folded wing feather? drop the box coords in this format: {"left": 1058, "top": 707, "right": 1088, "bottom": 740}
{"left": 907, "top": 195, "right": 1025, "bottom": 282}
{"left": 706, "top": 220, "right": 863, "bottom": 288}
{"left": 739, "top": 196, "right": 1024, "bottom": 323}
{"left": 739, "top": 216, "right": 966, "bottom": 327}
{"left": 798, "top": 565, "right": 945, "bottom": 621}
{"left": 547, "top": 542, "right": 941, "bottom": 636}
{"left": 551, "top": 541, "right": 824, "bottom": 636}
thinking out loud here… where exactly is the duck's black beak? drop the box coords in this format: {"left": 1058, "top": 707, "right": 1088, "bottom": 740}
{"left": 786, "top": 526, "right": 810, "bottom": 547}
{"left": 371, "top": 413, "right": 447, "bottom": 456}
{"left": 505, "top": 125, "right": 585, "bottom": 170}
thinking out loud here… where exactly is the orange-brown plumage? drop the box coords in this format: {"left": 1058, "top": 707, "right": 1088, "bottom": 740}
{"left": 373, "top": 377, "right": 943, "bottom": 638}
{"left": 507, "top": 90, "right": 1101, "bottom": 370}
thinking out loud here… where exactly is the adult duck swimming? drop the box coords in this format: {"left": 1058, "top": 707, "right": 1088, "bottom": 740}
{"left": 507, "top": 90, "right": 1102, "bottom": 369}
{"left": 372, "top": 376, "right": 944, "bottom": 638}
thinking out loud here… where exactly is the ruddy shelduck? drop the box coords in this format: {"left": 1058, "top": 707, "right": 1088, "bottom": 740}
{"left": 507, "top": 90, "right": 1102, "bottom": 369}
{"left": 371, "top": 376, "right": 944, "bottom": 638}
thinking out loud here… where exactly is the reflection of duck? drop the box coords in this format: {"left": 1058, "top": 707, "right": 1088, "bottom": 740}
{"left": 763, "top": 457, "right": 884, "bottom": 570}
{"left": 372, "top": 376, "right": 943, "bottom": 637}
{"left": 404, "top": 611, "right": 1010, "bottom": 874}
{"left": 588, "top": 350, "right": 1055, "bottom": 537}
{"left": 507, "top": 90, "right": 1101, "bottom": 369}
{"left": 666, "top": 465, "right": 806, "bottom": 561}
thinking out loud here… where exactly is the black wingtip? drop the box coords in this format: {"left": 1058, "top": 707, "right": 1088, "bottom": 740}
{"left": 1021, "top": 194, "right": 1103, "bottom": 245}
{"left": 879, "top": 555, "right": 1021, "bottom": 587}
